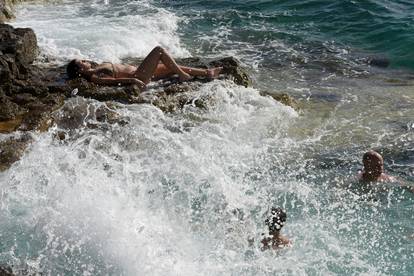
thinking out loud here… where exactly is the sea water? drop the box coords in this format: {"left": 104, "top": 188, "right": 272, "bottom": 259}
{"left": 2, "top": 0, "right": 414, "bottom": 275}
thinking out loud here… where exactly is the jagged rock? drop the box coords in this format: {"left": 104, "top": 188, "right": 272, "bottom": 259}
{"left": 0, "top": 89, "right": 26, "bottom": 121}
{"left": 0, "top": 133, "right": 31, "bottom": 171}
{"left": 53, "top": 98, "right": 128, "bottom": 131}
{"left": 0, "top": 24, "right": 38, "bottom": 64}
{"left": 209, "top": 57, "right": 252, "bottom": 87}
{"left": 260, "top": 91, "right": 300, "bottom": 111}
{"left": 0, "top": 0, "right": 13, "bottom": 22}
{"left": 0, "top": 0, "right": 28, "bottom": 22}
{"left": 0, "top": 24, "right": 65, "bottom": 133}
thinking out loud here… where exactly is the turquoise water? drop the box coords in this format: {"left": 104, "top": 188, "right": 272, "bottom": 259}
{"left": 1, "top": 0, "right": 414, "bottom": 275}
{"left": 158, "top": 0, "right": 414, "bottom": 70}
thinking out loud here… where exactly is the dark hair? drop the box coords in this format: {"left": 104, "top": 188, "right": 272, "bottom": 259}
{"left": 362, "top": 150, "right": 383, "bottom": 166}
{"left": 67, "top": 59, "right": 99, "bottom": 80}
{"left": 67, "top": 59, "right": 81, "bottom": 79}
{"left": 265, "top": 207, "right": 287, "bottom": 233}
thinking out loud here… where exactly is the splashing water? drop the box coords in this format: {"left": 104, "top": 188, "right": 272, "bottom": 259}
{"left": 2, "top": 0, "right": 414, "bottom": 275}
{"left": 11, "top": 0, "right": 189, "bottom": 63}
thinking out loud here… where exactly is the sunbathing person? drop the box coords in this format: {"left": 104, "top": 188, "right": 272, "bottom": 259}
{"left": 261, "top": 207, "right": 292, "bottom": 251}
{"left": 66, "top": 46, "right": 222, "bottom": 90}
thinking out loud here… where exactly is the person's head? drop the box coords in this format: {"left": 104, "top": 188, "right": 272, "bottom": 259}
{"left": 66, "top": 59, "right": 96, "bottom": 79}
{"left": 362, "top": 150, "right": 384, "bottom": 178}
{"left": 265, "top": 207, "right": 287, "bottom": 236}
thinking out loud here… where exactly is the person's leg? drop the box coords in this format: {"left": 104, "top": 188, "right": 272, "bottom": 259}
{"left": 134, "top": 46, "right": 191, "bottom": 84}
{"left": 152, "top": 64, "right": 223, "bottom": 80}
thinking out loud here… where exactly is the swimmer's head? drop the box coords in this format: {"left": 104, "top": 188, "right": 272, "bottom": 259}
{"left": 362, "top": 150, "right": 384, "bottom": 177}
{"left": 265, "top": 207, "right": 287, "bottom": 235}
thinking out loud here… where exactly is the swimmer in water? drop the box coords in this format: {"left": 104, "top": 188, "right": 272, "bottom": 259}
{"left": 359, "top": 150, "right": 394, "bottom": 183}
{"left": 261, "top": 207, "right": 292, "bottom": 251}
{"left": 67, "top": 46, "right": 222, "bottom": 90}
{"left": 358, "top": 150, "right": 414, "bottom": 193}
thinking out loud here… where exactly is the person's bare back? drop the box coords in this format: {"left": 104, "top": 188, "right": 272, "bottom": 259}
{"left": 261, "top": 235, "right": 291, "bottom": 250}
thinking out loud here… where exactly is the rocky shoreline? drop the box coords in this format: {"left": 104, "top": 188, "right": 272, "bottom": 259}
{"left": 0, "top": 21, "right": 298, "bottom": 173}
{"left": 0, "top": 2, "right": 298, "bottom": 275}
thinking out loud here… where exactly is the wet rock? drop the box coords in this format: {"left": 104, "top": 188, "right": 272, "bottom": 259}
{"left": 0, "top": 89, "right": 26, "bottom": 121}
{"left": 95, "top": 104, "right": 128, "bottom": 125}
{"left": 367, "top": 56, "right": 390, "bottom": 68}
{"left": 260, "top": 91, "right": 300, "bottom": 111}
{"left": 0, "top": 134, "right": 31, "bottom": 171}
{"left": 0, "top": 0, "right": 31, "bottom": 22}
{"left": 0, "top": 24, "right": 38, "bottom": 64}
{"left": 209, "top": 57, "right": 252, "bottom": 87}
{"left": 0, "top": 0, "right": 13, "bottom": 22}
{"left": 55, "top": 130, "right": 66, "bottom": 141}
{"left": 0, "top": 116, "right": 23, "bottom": 133}
{"left": 0, "top": 265, "right": 14, "bottom": 276}
{"left": 53, "top": 98, "right": 128, "bottom": 132}
{"left": 0, "top": 24, "right": 65, "bottom": 133}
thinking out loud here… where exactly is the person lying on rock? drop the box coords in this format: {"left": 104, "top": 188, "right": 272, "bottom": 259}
{"left": 66, "top": 46, "right": 223, "bottom": 90}
{"left": 358, "top": 150, "right": 414, "bottom": 192}
{"left": 261, "top": 207, "right": 292, "bottom": 251}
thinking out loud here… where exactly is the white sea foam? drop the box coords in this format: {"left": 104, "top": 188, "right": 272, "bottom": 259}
{"left": 0, "top": 81, "right": 386, "bottom": 275}
{"left": 0, "top": 82, "right": 294, "bottom": 274}
{"left": 12, "top": 0, "right": 189, "bottom": 63}
{"left": 4, "top": 1, "right": 414, "bottom": 275}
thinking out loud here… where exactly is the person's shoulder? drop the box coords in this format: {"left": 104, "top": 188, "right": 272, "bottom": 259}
{"left": 278, "top": 235, "right": 292, "bottom": 247}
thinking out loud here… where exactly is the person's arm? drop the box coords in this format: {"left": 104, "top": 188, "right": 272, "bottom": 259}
{"left": 90, "top": 75, "right": 146, "bottom": 89}
{"left": 384, "top": 176, "right": 414, "bottom": 193}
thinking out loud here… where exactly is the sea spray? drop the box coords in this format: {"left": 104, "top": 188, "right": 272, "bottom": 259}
{"left": 12, "top": 0, "right": 189, "bottom": 63}
{"left": 4, "top": 0, "right": 414, "bottom": 275}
